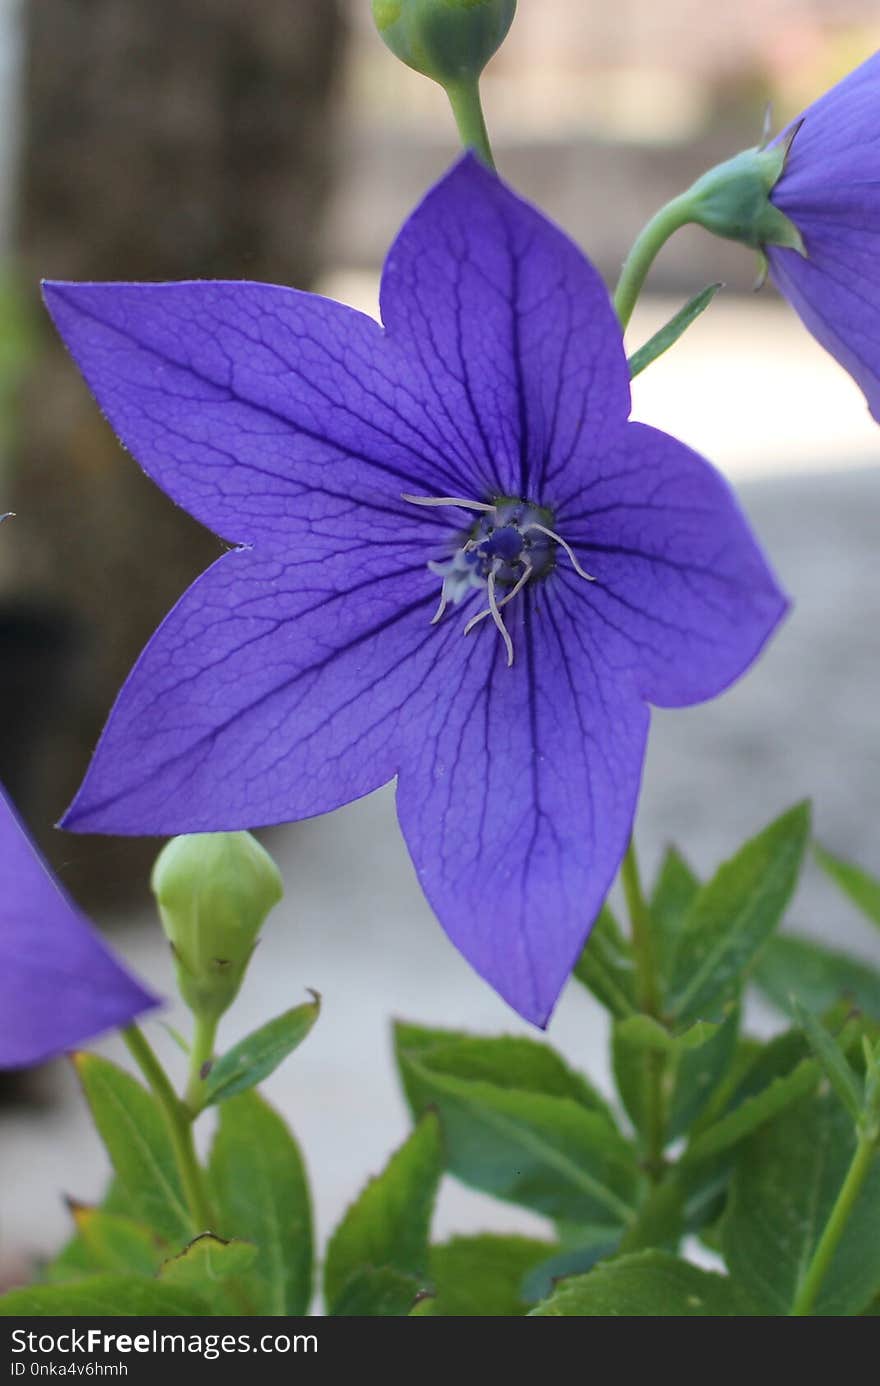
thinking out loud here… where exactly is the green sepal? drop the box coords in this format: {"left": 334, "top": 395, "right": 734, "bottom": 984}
{"left": 683, "top": 133, "right": 806, "bottom": 254}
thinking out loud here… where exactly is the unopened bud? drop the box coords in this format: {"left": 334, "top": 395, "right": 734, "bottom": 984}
{"left": 372, "top": 0, "right": 516, "bottom": 87}
{"left": 151, "top": 832, "right": 283, "bottom": 1022}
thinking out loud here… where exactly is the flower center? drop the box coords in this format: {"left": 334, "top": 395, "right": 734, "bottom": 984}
{"left": 402, "top": 492, "right": 595, "bottom": 667}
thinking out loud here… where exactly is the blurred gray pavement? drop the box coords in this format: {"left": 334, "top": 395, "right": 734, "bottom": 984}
{"left": 2, "top": 295, "right": 879, "bottom": 1272}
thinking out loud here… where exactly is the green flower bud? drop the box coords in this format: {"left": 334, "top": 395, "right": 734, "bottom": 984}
{"left": 151, "top": 832, "right": 283, "bottom": 1022}
{"left": 372, "top": 0, "right": 516, "bottom": 86}
{"left": 683, "top": 133, "right": 805, "bottom": 256}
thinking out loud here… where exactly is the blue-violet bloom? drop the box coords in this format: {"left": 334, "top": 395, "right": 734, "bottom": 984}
{"left": 44, "top": 156, "right": 786, "bottom": 1024}
{"left": 0, "top": 783, "right": 156, "bottom": 1067}
{"left": 769, "top": 50, "right": 880, "bottom": 421}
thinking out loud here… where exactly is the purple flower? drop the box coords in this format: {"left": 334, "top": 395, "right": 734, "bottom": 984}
{"left": 0, "top": 783, "right": 156, "bottom": 1068}
{"left": 768, "top": 51, "right": 880, "bottom": 421}
{"left": 44, "top": 156, "right": 786, "bottom": 1024}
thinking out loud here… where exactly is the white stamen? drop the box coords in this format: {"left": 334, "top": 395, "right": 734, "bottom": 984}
{"left": 464, "top": 558, "right": 534, "bottom": 635}
{"left": 401, "top": 493, "right": 495, "bottom": 513}
{"left": 430, "top": 583, "right": 450, "bottom": 625}
{"left": 486, "top": 569, "right": 514, "bottom": 667}
{"left": 524, "top": 522, "right": 596, "bottom": 582}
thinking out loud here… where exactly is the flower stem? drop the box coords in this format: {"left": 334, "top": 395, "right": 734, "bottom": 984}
{"left": 184, "top": 1013, "right": 219, "bottom": 1116}
{"left": 621, "top": 840, "right": 666, "bottom": 1181}
{"left": 122, "top": 1025, "right": 214, "bottom": 1233}
{"left": 790, "top": 1129, "right": 878, "bottom": 1316}
{"left": 446, "top": 77, "right": 495, "bottom": 168}
{"left": 613, "top": 194, "right": 695, "bottom": 331}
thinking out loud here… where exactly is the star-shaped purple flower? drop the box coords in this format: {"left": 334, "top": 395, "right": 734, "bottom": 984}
{"left": 0, "top": 783, "right": 156, "bottom": 1068}
{"left": 769, "top": 50, "right": 880, "bottom": 421}
{"left": 44, "top": 156, "right": 786, "bottom": 1024}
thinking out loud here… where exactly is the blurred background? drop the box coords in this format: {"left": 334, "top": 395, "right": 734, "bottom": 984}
{"left": 1, "top": 0, "right": 879, "bottom": 1288}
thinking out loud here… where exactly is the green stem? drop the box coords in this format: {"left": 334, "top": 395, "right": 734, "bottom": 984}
{"left": 790, "top": 1130, "right": 878, "bottom": 1316}
{"left": 446, "top": 77, "right": 495, "bottom": 168}
{"left": 122, "top": 1025, "right": 214, "bottom": 1233}
{"left": 621, "top": 840, "right": 666, "bottom": 1181}
{"left": 612, "top": 194, "right": 695, "bottom": 330}
{"left": 184, "top": 1013, "right": 219, "bottom": 1116}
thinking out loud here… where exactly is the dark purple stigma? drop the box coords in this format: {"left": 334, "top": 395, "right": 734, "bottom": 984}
{"left": 481, "top": 525, "right": 524, "bottom": 563}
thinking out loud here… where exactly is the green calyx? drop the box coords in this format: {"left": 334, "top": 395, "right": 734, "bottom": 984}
{"left": 151, "top": 831, "right": 283, "bottom": 1023}
{"left": 682, "top": 137, "right": 806, "bottom": 255}
{"left": 372, "top": 0, "right": 516, "bottom": 85}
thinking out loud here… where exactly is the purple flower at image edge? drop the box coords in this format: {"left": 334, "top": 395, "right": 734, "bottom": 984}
{"left": 769, "top": 49, "right": 880, "bottom": 421}
{"left": 0, "top": 784, "right": 157, "bottom": 1068}
{"left": 43, "top": 155, "right": 787, "bottom": 1025}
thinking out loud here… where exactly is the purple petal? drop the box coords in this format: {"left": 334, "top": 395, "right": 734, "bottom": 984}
{"left": 555, "top": 422, "right": 788, "bottom": 708}
{"left": 62, "top": 546, "right": 453, "bottom": 834}
{"left": 773, "top": 51, "right": 880, "bottom": 167}
{"left": 0, "top": 786, "right": 156, "bottom": 1068}
{"left": 380, "top": 154, "right": 631, "bottom": 501}
{"left": 396, "top": 590, "right": 649, "bottom": 1026}
{"left": 42, "top": 278, "right": 483, "bottom": 550}
{"left": 769, "top": 51, "right": 880, "bottom": 421}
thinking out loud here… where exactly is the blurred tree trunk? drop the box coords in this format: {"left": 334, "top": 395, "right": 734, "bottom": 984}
{"left": 3, "top": 0, "right": 347, "bottom": 904}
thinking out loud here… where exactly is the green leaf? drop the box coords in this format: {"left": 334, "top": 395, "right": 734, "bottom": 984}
{"left": 396, "top": 1041, "right": 639, "bottom": 1228}
{"left": 208, "top": 1091, "right": 312, "bottom": 1315}
{"left": 530, "top": 1250, "right": 759, "bottom": 1316}
{"left": 816, "top": 843, "right": 880, "bottom": 928}
{"left": 651, "top": 846, "right": 700, "bottom": 990}
{"left": 666, "top": 803, "right": 810, "bottom": 1024}
{"left": 67, "top": 1207, "right": 165, "bottom": 1278}
{"left": 683, "top": 1058, "right": 819, "bottom": 1165}
{"left": 754, "top": 933, "right": 880, "bottom": 1019}
{"left": 573, "top": 906, "right": 638, "bottom": 1018}
{"left": 159, "top": 1233, "right": 258, "bottom": 1315}
{"left": 395, "top": 1021, "right": 615, "bottom": 1121}
{"left": 73, "top": 1053, "right": 190, "bottom": 1245}
{"left": 667, "top": 1007, "right": 740, "bottom": 1139}
{"left": 201, "top": 993, "right": 320, "bottom": 1107}
{"left": 324, "top": 1113, "right": 441, "bottom": 1314}
{"left": 0, "top": 1277, "right": 207, "bottom": 1316}
{"left": 419, "top": 1235, "right": 553, "bottom": 1316}
{"left": 330, "top": 1267, "right": 423, "bottom": 1317}
{"left": 627, "top": 284, "right": 722, "bottom": 380}
{"left": 521, "top": 1236, "right": 619, "bottom": 1303}
{"left": 793, "top": 1000, "right": 863, "bottom": 1124}
{"left": 723, "top": 1091, "right": 880, "bottom": 1315}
